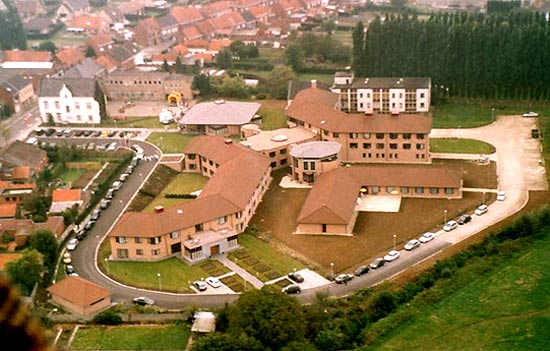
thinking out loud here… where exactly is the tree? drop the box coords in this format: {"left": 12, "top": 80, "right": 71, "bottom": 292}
{"left": 215, "top": 49, "right": 233, "bottom": 69}
{"left": 192, "top": 74, "right": 212, "bottom": 96}
{"left": 0, "top": 3, "right": 26, "bottom": 50}
{"left": 264, "top": 65, "right": 295, "bottom": 99}
{"left": 92, "top": 309, "right": 123, "bottom": 325}
{"left": 28, "top": 230, "right": 59, "bottom": 278}
{"left": 191, "top": 333, "right": 265, "bottom": 351}
{"left": 162, "top": 59, "right": 170, "bottom": 72}
{"left": 391, "top": 0, "right": 407, "bottom": 8}
{"left": 321, "top": 19, "right": 336, "bottom": 33}
{"left": 214, "top": 76, "right": 250, "bottom": 98}
{"left": 229, "top": 287, "right": 307, "bottom": 350}
{"left": 175, "top": 56, "right": 185, "bottom": 74}
{"left": 5, "top": 250, "right": 43, "bottom": 296}
{"left": 35, "top": 41, "right": 56, "bottom": 54}
{"left": 285, "top": 43, "right": 304, "bottom": 72}
{"left": 85, "top": 46, "right": 96, "bottom": 58}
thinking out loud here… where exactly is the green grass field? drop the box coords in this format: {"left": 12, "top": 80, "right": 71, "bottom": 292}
{"left": 259, "top": 106, "right": 287, "bottom": 130}
{"left": 430, "top": 138, "right": 496, "bottom": 154}
{"left": 58, "top": 168, "right": 84, "bottom": 185}
{"left": 364, "top": 233, "right": 550, "bottom": 351}
{"left": 143, "top": 173, "right": 208, "bottom": 212}
{"left": 71, "top": 325, "right": 190, "bottom": 350}
{"left": 104, "top": 257, "right": 229, "bottom": 293}
{"left": 146, "top": 133, "right": 196, "bottom": 153}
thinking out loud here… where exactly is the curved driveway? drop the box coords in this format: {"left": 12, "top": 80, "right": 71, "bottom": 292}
{"left": 55, "top": 115, "right": 546, "bottom": 309}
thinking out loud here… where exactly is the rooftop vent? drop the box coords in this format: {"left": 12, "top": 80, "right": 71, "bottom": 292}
{"left": 320, "top": 120, "right": 326, "bottom": 125}
{"left": 214, "top": 99, "right": 225, "bottom": 105}
{"left": 154, "top": 205, "right": 164, "bottom": 213}
{"left": 224, "top": 139, "right": 233, "bottom": 145}
{"left": 271, "top": 134, "right": 288, "bottom": 142}
{"left": 177, "top": 209, "right": 184, "bottom": 214}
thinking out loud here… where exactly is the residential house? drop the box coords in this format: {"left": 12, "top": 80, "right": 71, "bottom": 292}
{"left": 109, "top": 135, "right": 272, "bottom": 263}
{"left": 14, "top": 0, "right": 47, "bottom": 20}
{"left": 117, "top": 0, "right": 148, "bottom": 20}
{"left": 247, "top": 5, "right": 272, "bottom": 24}
{"left": 63, "top": 57, "right": 106, "bottom": 79}
{"left": 331, "top": 72, "right": 431, "bottom": 114}
{"left": 0, "top": 203, "right": 17, "bottom": 219}
{"left": 1, "top": 50, "right": 53, "bottom": 69}
{"left": 0, "top": 217, "right": 65, "bottom": 246}
{"left": 286, "top": 82, "right": 432, "bottom": 164}
{"left": 100, "top": 43, "right": 139, "bottom": 71}
{"left": 296, "top": 165, "right": 462, "bottom": 235}
{"left": 100, "top": 71, "right": 193, "bottom": 102}
{"left": 56, "top": 0, "right": 91, "bottom": 22}
{"left": 86, "top": 34, "right": 115, "bottom": 56}
{"left": 55, "top": 47, "right": 85, "bottom": 70}
{"left": 170, "top": 6, "right": 204, "bottom": 27}
{"left": 179, "top": 100, "right": 261, "bottom": 136}
{"left": 180, "top": 25, "right": 203, "bottom": 41}
{"left": 0, "top": 165, "right": 32, "bottom": 183}
{"left": 0, "top": 181, "right": 36, "bottom": 205}
{"left": 184, "top": 38, "right": 232, "bottom": 56}
{"left": 38, "top": 77, "right": 104, "bottom": 124}
{"left": 240, "top": 126, "right": 317, "bottom": 170}
{"left": 47, "top": 276, "right": 112, "bottom": 317}
{"left": 134, "top": 17, "right": 162, "bottom": 47}
{"left": 289, "top": 141, "right": 341, "bottom": 183}
{"left": 199, "top": 1, "right": 234, "bottom": 19}
{"left": 210, "top": 11, "right": 247, "bottom": 35}
{"left": 66, "top": 15, "right": 109, "bottom": 35}
{"left": 194, "top": 20, "right": 217, "bottom": 39}
{"left": 156, "top": 14, "right": 180, "bottom": 44}
{"left": 24, "top": 17, "right": 59, "bottom": 37}
{"left": 49, "top": 189, "right": 83, "bottom": 214}
{"left": 96, "top": 6, "right": 126, "bottom": 26}
{"left": 0, "top": 140, "right": 48, "bottom": 177}
{"left": 0, "top": 73, "right": 35, "bottom": 113}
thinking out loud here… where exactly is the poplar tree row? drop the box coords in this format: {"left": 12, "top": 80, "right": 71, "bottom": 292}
{"left": 353, "top": 11, "right": 550, "bottom": 100}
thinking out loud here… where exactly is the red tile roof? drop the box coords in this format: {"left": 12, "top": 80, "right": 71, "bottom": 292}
{"left": 248, "top": 5, "right": 270, "bottom": 18}
{"left": 10, "top": 166, "right": 31, "bottom": 180}
{"left": 210, "top": 11, "right": 245, "bottom": 30}
{"left": 170, "top": 6, "right": 204, "bottom": 25}
{"left": 0, "top": 181, "right": 36, "bottom": 191}
{"left": 172, "top": 44, "right": 189, "bottom": 56}
{"left": 181, "top": 25, "right": 203, "bottom": 40}
{"left": 96, "top": 54, "right": 118, "bottom": 71}
{"left": 195, "top": 19, "right": 217, "bottom": 37}
{"left": 87, "top": 34, "right": 114, "bottom": 48}
{"left": 3, "top": 50, "right": 52, "bottom": 63}
{"left": 199, "top": 1, "right": 233, "bottom": 17}
{"left": 207, "top": 38, "right": 232, "bottom": 52}
{"left": 0, "top": 204, "right": 17, "bottom": 218}
{"left": 0, "top": 253, "right": 23, "bottom": 270}
{"left": 185, "top": 39, "right": 210, "bottom": 49}
{"left": 47, "top": 276, "right": 111, "bottom": 307}
{"left": 68, "top": 15, "right": 107, "bottom": 31}
{"left": 52, "top": 189, "right": 82, "bottom": 203}
{"left": 0, "top": 217, "right": 65, "bottom": 238}
{"left": 56, "top": 47, "right": 85, "bottom": 67}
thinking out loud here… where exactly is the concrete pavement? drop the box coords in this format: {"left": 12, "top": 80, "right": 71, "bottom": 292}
{"left": 213, "top": 255, "right": 264, "bottom": 289}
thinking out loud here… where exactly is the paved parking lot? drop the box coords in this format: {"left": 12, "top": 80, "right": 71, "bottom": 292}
{"left": 356, "top": 195, "right": 402, "bottom": 212}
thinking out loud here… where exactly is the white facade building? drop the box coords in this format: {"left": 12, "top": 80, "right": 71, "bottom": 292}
{"left": 38, "top": 78, "right": 102, "bottom": 124}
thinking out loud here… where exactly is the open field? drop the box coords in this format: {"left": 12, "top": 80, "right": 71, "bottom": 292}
{"left": 71, "top": 324, "right": 189, "bottom": 350}
{"left": 143, "top": 173, "right": 208, "bottom": 212}
{"left": 228, "top": 233, "right": 306, "bottom": 282}
{"left": 249, "top": 164, "right": 496, "bottom": 273}
{"left": 103, "top": 257, "right": 230, "bottom": 293}
{"left": 259, "top": 106, "right": 287, "bottom": 130}
{"left": 146, "top": 132, "right": 196, "bottom": 154}
{"left": 58, "top": 168, "right": 84, "bottom": 186}
{"left": 365, "top": 230, "right": 550, "bottom": 351}
{"left": 430, "top": 138, "right": 496, "bottom": 154}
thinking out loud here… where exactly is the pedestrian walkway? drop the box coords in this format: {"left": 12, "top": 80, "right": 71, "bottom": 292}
{"left": 213, "top": 254, "right": 264, "bottom": 289}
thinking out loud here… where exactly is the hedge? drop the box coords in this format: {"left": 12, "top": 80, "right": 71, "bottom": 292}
{"left": 164, "top": 193, "right": 197, "bottom": 199}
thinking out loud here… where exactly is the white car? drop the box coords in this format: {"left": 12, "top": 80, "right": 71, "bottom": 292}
{"left": 443, "top": 220, "right": 458, "bottom": 232}
{"left": 475, "top": 204, "right": 488, "bottom": 216}
{"left": 522, "top": 111, "right": 538, "bottom": 118}
{"left": 193, "top": 280, "right": 207, "bottom": 291}
{"left": 384, "top": 250, "right": 401, "bottom": 262}
{"left": 66, "top": 238, "right": 79, "bottom": 251}
{"left": 404, "top": 239, "right": 421, "bottom": 251}
{"left": 418, "top": 232, "right": 435, "bottom": 243}
{"left": 106, "top": 142, "right": 118, "bottom": 151}
{"left": 205, "top": 276, "right": 222, "bottom": 288}
{"left": 497, "top": 191, "right": 506, "bottom": 201}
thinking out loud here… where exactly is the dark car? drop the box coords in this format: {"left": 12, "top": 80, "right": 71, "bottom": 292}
{"left": 108, "top": 130, "right": 117, "bottom": 137}
{"left": 369, "top": 258, "right": 386, "bottom": 269}
{"left": 282, "top": 284, "right": 301, "bottom": 294}
{"left": 354, "top": 265, "right": 370, "bottom": 276}
{"left": 45, "top": 128, "right": 56, "bottom": 136}
{"left": 34, "top": 129, "right": 45, "bottom": 136}
{"left": 83, "top": 130, "right": 93, "bottom": 137}
{"left": 65, "top": 264, "right": 75, "bottom": 275}
{"left": 532, "top": 129, "right": 540, "bottom": 139}
{"left": 74, "top": 130, "right": 84, "bottom": 137}
{"left": 288, "top": 272, "right": 304, "bottom": 283}
{"left": 92, "top": 130, "right": 102, "bottom": 137}
{"left": 76, "top": 230, "right": 86, "bottom": 241}
{"left": 119, "top": 131, "right": 126, "bottom": 137}
{"left": 457, "top": 214, "right": 472, "bottom": 225}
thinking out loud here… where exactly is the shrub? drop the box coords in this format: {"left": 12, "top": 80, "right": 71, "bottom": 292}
{"left": 92, "top": 310, "right": 123, "bottom": 325}
{"left": 164, "top": 193, "right": 197, "bottom": 199}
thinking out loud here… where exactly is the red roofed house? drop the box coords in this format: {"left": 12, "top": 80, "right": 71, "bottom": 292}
{"left": 86, "top": 34, "right": 115, "bottom": 56}
{"left": 170, "top": 6, "right": 204, "bottom": 26}
{"left": 108, "top": 136, "right": 272, "bottom": 263}
{"left": 0, "top": 203, "right": 17, "bottom": 219}
{"left": 47, "top": 276, "right": 112, "bottom": 316}
{"left": 67, "top": 15, "right": 109, "bottom": 35}
{"left": 0, "top": 216, "right": 65, "bottom": 246}
{"left": 199, "top": 1, "right": 233, "bottom": 19}
{"left": 210, "top": 11, "right": 247, "bottom": 35}
{"left": 248, "top": 5, "right": 272, "bottom": 23}
{"left": 50, "top": 189, "right": 83, "bottom": 214}
{"left": 185, "top": 38, "right": 231, "bottom": 56}
{"left": 1, "top": 50, "right": 53, "bottom": 69}
{"left": 134, "top": 17, "right": 162, "bottom": 47}
{"left": 180, "top": 25, "right": 203, "bottom": 41}
{"left": 55, "top": 47, "right": 85, "bottom": 69}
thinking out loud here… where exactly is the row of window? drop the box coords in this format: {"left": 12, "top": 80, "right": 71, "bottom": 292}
{"left": 107, "top": 79, "right": 163, "bottom": 85}
{"left": 43, "top": 100, "right": 92, "bottom": 110}
{"left": 268, "top": 148, "right": 287, "bottom": 158}
{"left": 52, "top": 113, "right": 95, "bottom": 122}
{"left": 360, "top": 153, "right": 426, "bottom": 160}
{"left": 370, "top": 186, "right": 455, "bottom": 195}
{"left": 350, "top": 143, "right": 425, "bottom": 150}
{"left": 329, "top": 132, "right": 425, "bottom": 140}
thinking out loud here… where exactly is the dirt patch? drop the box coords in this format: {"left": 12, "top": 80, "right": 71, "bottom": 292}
{"left": 433, "top": 159, "right": 497, "bottom": 188}
{"left": 260, "top": 99, "right": 287, "bottom": 109}
{"left": 253, "top": 263, "right": 272, "bottom": 273}
{"left": 233, "top": 251, "right": 250, "bottom": 259}
{"left": 244, "top": 257, "right": 260, "bottom": 266}
{"left": 73, "top": 169, "right": 98, "bottom": 188}
{"left": 251, "top": 166, "right": 498, "bottom": 274}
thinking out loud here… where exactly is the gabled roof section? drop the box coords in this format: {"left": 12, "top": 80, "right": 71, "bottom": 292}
{"left": 64, "top": 0, "right": 89, "bottom": 12}
{"left": 56, "top": 47, "right": 85, "bottom": 67}
{"left": 180, "top": 100, "right": 260, "bottom": 126}
{"left": 0, "top": 141, "right": 46, "bottom": 171}
{"left": 47, "top": 276, "right": 110, "bottom": 307}
{"left": 2, "top": 50, "right": 52, "bottom": 63}
{"left": 63, "top": 57, "right": 105, "bottom": 78}
{"left": 52, "top": 189, "right": 81, "bottom": 202}
{"left": 38, "top": 77, "right": 96, "bottom": 97}
{"left": 156, "top": 13, "right": 178, "bottom": 28}
{"left": 184, "top": 134, "right": 260, "bottom": 164}
{"left": 170, "top": 6, "right": 204, "bottom": 25}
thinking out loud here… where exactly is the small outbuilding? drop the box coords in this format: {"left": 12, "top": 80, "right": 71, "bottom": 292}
{"left": 191, "top": 311, "right": 216, "bottom": 333}
{"left": 47, "top": 276, "right": 112, "bottom": 317}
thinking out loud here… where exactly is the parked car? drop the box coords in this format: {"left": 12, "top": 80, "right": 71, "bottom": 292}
{"left": 112, "top": 181, "right": 123, "bottom": 191}
{"left": 108, "top": 130, "right": 118, "bottom": 137}
{"left": 119, "top": 173, "right": 129, "bottom": 182}
{"left": 126, "top": 165, "right": 134, "bottom": 174}
{"left": 133, "top": 296, "right": 155, "bottom": 306}
{"left": 193, "top": 280, "right": 207, "bottom": 291}
{"left": 130, "top": 157, "right": 139, "bottom": 167}
{"left": 100, "top": 199, "right": 111, "bottom": 210}
{"left": 404, "top": 239, "right": 421, "bottom": 251}
{"left": 475, "top": 204, "right": 488, "bottom": 216}
{"left": 522, "top": 111, "right": 538, "bottom": 118}
{"left": 288, "top": 272, "right": 304, "bottom": 283}
{"left": 74, "top": 130, "right": 84, "bottom": 137}
{"left": 106, "top": 142, "right": 118, "bottom": 151}
{"left": 369, "top": 258, "right": 385, "bottom": 269}
{"left": 457, "top": 214, "right": 472, "bottom": 225}
{"left": 354, "top": 265, "right": 370, "bottom": 276}
{"left": 497, "top": 191, "right": 506, "bottom": 201}
{"left": 34, "top": 129, "right": 45, "bottom": 136}
{"left": 334, "top": 273, "right": 354, "bottom": 284}
{"left": 45, "top": 128, "right": 56, "bottom": 136}
{"left": 418, "top": 232, "right": 435, "bottom": 243}
{"left": 26, "top": 137, "right": 38, "bottom": 145}
{"left": 531, "top": 129, "right": 540, "bottom": 138}
{"left": 62, "top": 252, "right": 72, "bottom": 264}
{"left": 65, "top": 264, "right": 75, "bottom": 275}
{"left": 66, "top": 238, "right": 79, "bottom": 251}
{"left": 92, "top": 130, "right": 102, "bottom": 137}
{"left": 205, "top": 277, "right": 222, "bottom": 288}
{"left": 84, "top": 221, "right": 94, "bottom": 231}
{"left": 63, "top": 129, "right": 73, "bottom": 137}
{"left": 86, "top": 142, "right": 96, "bottom": 150}
{"left": 90, "top": 209, "right": 101, "bottom": 221}
{"left": 75, "top": 229, "right": 86, "bottom": 241}
{"left": 443, "top": 220, "right": 459, "bottom": 232}
{"left": 105, "top": 188, "right": 115, "bottom": 199}
{"left": 55, "top": 129, "right": 63, "bottom": 137}
{"left": 82, "top": 130, "right": 93, "bottom": 137}
{"left": 384, "top": 250, "right": 401, "bottom": 262}
{"left": 282, "top": 284, "right": 301, "bottom": 294}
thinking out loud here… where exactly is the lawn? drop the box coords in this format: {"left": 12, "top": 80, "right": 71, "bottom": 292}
{"left": 58, "top": 168, "right": 84, "bottom": 186}
{"left": 128, "top": 165, "right": 179, "bottom": 212}
{"left": 146, "top": 132, "right": 196, "bottom": 153}
{"left": 259, "top": 106, "right": 287, "bottom": 130}
{"left": 107, "top": 117, "right": 168, "bottom": 129}
{"left": 143, "top": 173, "right": 208, "bottom": 212}
{"left": 71, "top": 325, "right": 190, "bottom": 350}
{"left": 365, "top": 232, "right": 550, "bottom": 351}
{"left": 430, "top": 138, "right": 496, "bottom": 154}
{"left": 228, "top": 233, "right": 306, "bottom": 282}
{"left": 103, "top": 257, "right": 230, "bottom": 293}
{"left": 296, "top": 73, "right": 335, "bottom": 86}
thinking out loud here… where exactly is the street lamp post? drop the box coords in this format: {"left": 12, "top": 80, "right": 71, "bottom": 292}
{"left": 491, "top": 108, "right": 495, "bottom": 123}
{"left": 330, "top": 262, "right": 334, "bottom": 277}
{"left": 104, "top": 258, "right": 109, "bottom": 275}
{"left": 444, "top": 209, "right": 448, "bottom": 226}
{"left": 393, "top": 234, "right": 397, "bottom": 251}
{"left": 157, "top": 273, "right": 162, "bottom": 291}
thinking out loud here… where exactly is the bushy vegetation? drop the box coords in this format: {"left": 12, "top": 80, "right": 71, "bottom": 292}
{"left": 92, "top": 310, "right": 123, "bottom": 325}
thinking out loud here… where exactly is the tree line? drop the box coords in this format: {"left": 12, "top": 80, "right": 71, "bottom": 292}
{"left": 353, "top": 11, "right": 550, "bottom": 100}
{"left": 0, "top": 0, "right": 26, "bottom": 50}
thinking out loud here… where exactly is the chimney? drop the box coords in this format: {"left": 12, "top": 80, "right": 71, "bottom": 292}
{"left": 311, "top": 79, "right": 317, "bottom": 89}
{"left": 224, "top": 139, "right": 233, "bottom": 145}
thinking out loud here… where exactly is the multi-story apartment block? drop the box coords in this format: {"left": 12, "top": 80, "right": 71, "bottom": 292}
{"left": 287, "top": 84, "right": 431, "bottom": 163}
{"left": 38, "top": 78, "right": 103, "bottom": 124}
{"left": 109, "top": 136, "right": 272, "bottom": 263}
{"left": 331, "top": 72, "right": 431, "bottom": 114}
